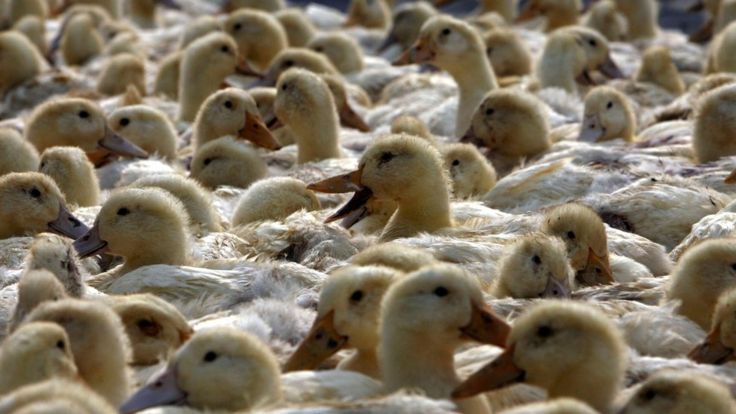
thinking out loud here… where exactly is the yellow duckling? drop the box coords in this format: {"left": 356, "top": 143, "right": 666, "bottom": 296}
{"left": 350, "top": 242, "right": 438, "bottom": 272}
{"left": 707, "top": 21, "right": 736, "bottom": 74}
{"left": 378, "top": 2, "right": 436, "bottom": 53}
{"left": 257, "top": 47, "right": 339, "bottom": 88}
{"left": 25, "top": 232, "right": 86, "bottom": 297}
{"left": 345, "top": 0, "right": 390, "bottom": 29}
{"left": 483, "top": 28, "right": 533, "bottom": 78}
{"left": 178, "top": 15, "right": 221, "bottom": 49}
{"left": 225, "top": 9, "right": 287, "bottom": 71}
{"left": 285, "top": 265, "right": 400, "bottom": 378}
{"left": 435, "top": 0, "right": 516, "bottom": 22}
{"left": 0, "top": 172, "right": 87, "bottom": 239}
{"left": 58, "top": 9, "right": 105, "bottom": 66}
{"left": 454, "top": 301, "right": 626, "bottom": 412}
{"left": 309, "top": 134, "right": 452, "bottom": 241}
{"left": 8, "top": 269, "right": 68, "bottom": 333}
{"left": 0, "top": 31, "right": 44, "bottom": 98}
{"left": 54, "top": 0, "right": 121, "bottom": 19}
{"left": 25, "top": 298, "right": 132, "bottom": 406}
{"left": 689, "top": 288, "right": 736, "bottom": 364}
{"left": 692, "top": 84, "right": 736, "bottom": 163}
{"left": 108, "top": 105, "right": 178, "bottom": 160}
{"left": 152, "top": 51, "right": 181, "bottom": 100}
{"left": 395, "top": 15, "right": 498, "bottom": 137}
{"left": 274, "top": 8, "right": 317, "bottom": 47}
{"left": 0, "top": 128, "right": 39, "bottom": 176}
{"left": 39, "top": 146, "right": 100, "bottom": 207}
{"left": 6, "top": 0, "right": 48, "bottom": 24}
{"left": 442, "top": 143, "right": 497, "bottom": 199}
{"left": 320, "top": 73, "right": 372, "bottom": 132}
{"left": 274, "top": 68, "right": 342, "bottom": 164}
{"left": 390, "top": 115, "right": 436, "bottom": 143}
{"left": 13, "top": 15, "right": 47, "bottom": 55}
{"left": 666, "top": 239, "right": 736, "bottom": 330}
{"left": 583, "top": 0, "right": 627, "bottom": 41}
{"left": 516, "top": 0, "right": 581, "bottom": 32}
{"left": 96, "top": 52, "right": 145, "bottom": 96}
{"left": 613, "top": 0, "right": 658, "bottom": 39}
{"left": 308, "top": 32, "right": 364, "bottom": 74}
{"left": 126, "top": 0, "right": 181, "bottom": 29}
{"left": 0, "top": 322, "right": 77, "bottom": 395}
{"left": 0, "top": 379, "right": 116, "bottom": 414}
{"left": 578, "top": 86, "right": 636, "bottom": 143}
{"left": 190, "top": 137, "right": 267, "bottom": 189}
{"left": 248, "top": 86, "right": 301, "bottom": 146}
{"left": 223, "top": 0, "right": 285, "bottom": 12}
{"left": 635, "top": 46, "right": 686, "bottom": 96}
{"left": 491, "top": 234, "right": 575, "bottom": 299}
{"left": 231, "top": 177, "right": 321, "bottom": 226}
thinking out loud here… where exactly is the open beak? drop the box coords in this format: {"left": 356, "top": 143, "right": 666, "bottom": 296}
{"left": 236, "top": 58, "right": 264, "bottom": 78}
{"left": 393, "top": 38, "right": 435, "bottom": 66}
{"left": 157, "top": 0, "right": 182, "bottom": 10}
{"left": 542, "top": 276, "right": 571, "bottom": 298}
{"left": 688, "top": 327, "right": 734, "bottom": 365}
{"left": 576, "top": 248, "right": 614, "bottom": 286}
{"left": 48, "top": 204, "right": 89, "bottom": 239}
{"left": 265, "top": 115, "right": 283, "bottom": 131}
{"left": 73, "top": 224, "right": 109, "bottom": 258}
{"left": 452, "top": 344, "right": 526, "bottom": 399}
{"left": 239, "top": 112, "right": 281, "bottom": 150}
{"left": 459, "top": 302, "right": 511, "bottom": 347}
{"left": 578, "top": 114, "right": 604, "bottom": 143}
{"left": 98, "top": 127, "right": 148, "bottom": 158}
{"left": 283, "top": 310, "right": 348, "bottom": 372}
{"left": 576, "top": 69, "right": 597, "bottom": 86}
{"left": 339, "top": 102, "right": 370, "bottom": 132}
{"left": 119, "top": 367, "right": 187, "bottom": 414}
{"left": 725, "top": 170, "right": 736, "bottom": 184}
{"left": 599, "top": 54, "right": 624, "bottom": 79}
{"left": 308, "top": 170, "right": 374, "bottom": 224}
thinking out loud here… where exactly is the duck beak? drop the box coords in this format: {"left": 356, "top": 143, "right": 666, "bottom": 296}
{"left": 577, "top": 248, "right": 614, "bottom": 286}
{"left": 339, "top": 102, "right": 371, "bottom": 132}
{"left": 689, "top": 18, "right": 714, "bottom": 43}
{"left": 578, "top": 114, "right": 604, "bottom": 143}
{"left": 434, "top": 0, "right": 457, "bottom": 6}
{"left": 725, "top": 170, "right": 736, "bottom": 184}
{"left": 460, "top": 125, "right": 486, "bottom": 147}
{"left": 236, "top": 58, "right": 264, "bottom": 79}
{"left": 265, "top": 115, "right": 284, "bottom": 131}
{"left": 343, "top": 13, "right": 359, "bottom": 28}
{"left": 452, "top": 344, "right": 526, "bottom": 399}
{"left": 599, "top": 54, "right": 624, "bottom": 79}
{"left": 575, "top": 69, "right": 597, "bottom": 86}
{"left": 689, "top": 327, "right": 734, "bottom": 365}
{"left": 73, "top": 224, "right": 109, "bottom": 258}
{"left": 180, "top": 327, "right": 194, "bottom": 343}
{"left": 239, "top": 112, "right": 282, "bottom": 150}
{"left": 516, "top": 1, "right": 539, "bottom": 23}
{"left": 51, "top": 0, "right": 71, "bottom": 17}
{"left": 377, "top": 31, "right": 398, "bottom": 53}
{"left": 48, "top": 204, "right": 89, "bottom": 239}
{"left": 542, "top": 276, "right": 571, "bottom": 298}
{"left": 157, "top": 0, "right": 181, "bottom": 10}
{"left": 99, "top": 127, "right": 149, "bottom": 158}
{"left": 284, "top": 310, "right": 348, "bottom": 372}
{"left": 460, "top": 303, "right": 511, "bottom": 347}
{"left": 308, "top": 170, "right": 374, "bottom": 224}
{"left": 393, "top": 38, "right": 435, "bottom": 66}
{"left": 119, "top": 367, "right": 187, "bottom": 414}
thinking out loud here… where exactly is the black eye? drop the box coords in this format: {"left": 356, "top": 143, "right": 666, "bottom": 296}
{"left": 532, "top": 255, "right": 541, "bottom": 265}
{"left": 314, "top": 46, "right": 323, "bottom": 52}
{"left": 327, "top": 339, "right": 339, "bottom": 348}
{"left": 117, "top": 207, "right": 130, "bottom": 216}
{"left": 203, "top": 158, "right": 213, "bottom": 166}
{"left": 29, "top": 187, "right": 41, "bottom": 198}
{"left": 567, "top": 231, "right": 575, "bottom": 240}
{"left": 233, "top": 23, "right": 242, "bottom": 31}
{"left": 350, "top": 290, "right": 364, "bottom": 302}
{"left": 537, "top": 325, "right": 553, "bottom": 338}
{"left": 731, "top": 263, "right": 736, "bottom": 272}
{"left": 434, "top": 286, "right": 449, "bottom": 297}
{"left": 641, "top": 388, "right": 657, "bottom": 401}
{"left": 40, "top": 162, "right": 46, "bottom": 169}
{"left": 224, "top": 100, "right": 233, "bottom": 109}
{"left": 203, "top": 351, "right": 218, "bottom": 362}
{"left": 119, "top": 118, "right": 130, "bottom": 127}
{"left": 486, "top": 47, "right": 493, "bottom": 55}
{"left": 485, "top": 108, "right": 494, "bottom": 116}
{"left": 606, "top": 101, "right": 613, "bottom": 109}
{"left": 452, "top": 159, "right": 460, "bottom": 166}
{"left": 283, "top": 59, "right": 294, "bottom": 68}
{"left": 441, "top": 28, "right": 451, "bottom": 36}
{"left": 281, "top": 83, "right": 288, "bottom": 91}
{"left": 78, "top": 110, "right": 89, "bottom": 119}
{"left": 220, "top": 45, "right": 229, "bottom": 53}
{"left": 56, "top": 340, "right": 65, "bottom": 350}
{"left": 378, "top": 152, "right": 395, "bottom": 165}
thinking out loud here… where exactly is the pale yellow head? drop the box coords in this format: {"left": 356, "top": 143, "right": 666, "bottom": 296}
{"left": 308, "top": 32, "right": 364, "bottom": 74}
{"left": 190, "top": 137, "right": 267, "bottom": 189}
{"left": 39, "top": 146, "right": 100, "bottom": 207}
{"left": 224, "top": 9, "right": 287, "bottom": 70}
{"left": 0, "top": 31, "right": 43, "bottom": 97}
{"left": 108, "top": 105, "right": 178, "bottom": 160}
{"left": 232, "top": 177, "right": 320, "bottom": 225}
{"left": 579, "top": 86, "right": 636, "bottom": 143}
{"left": 442, "top": 142, "right": 497, "bottom": 199}
{"left": 0, "top": 128, "right": 39, "bottom": 176}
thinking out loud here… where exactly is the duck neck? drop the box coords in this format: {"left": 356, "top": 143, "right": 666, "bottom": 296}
{"left": 122, "top": 230, "right": 189, "bottom": 273}
{"left": 444, "top": 52, "right": 497, "bottom": 137}
{"left": 291, "top": 110, "right": 341, "bottom": 164}
{"left": 179, "top": 61, "right": 232, "bottom": 122}
{"left": 536, "top": 40, "right": 581, "bottom": 95}
{"left": 338, "top": 348, "right": 380, "bottom": 379}
{"left": 380, "top": 180, "right": 452, "bottom": 241}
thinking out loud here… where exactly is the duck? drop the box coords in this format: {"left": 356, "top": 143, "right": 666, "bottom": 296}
{"left": 178, "top": 15, "right": 221, "bottom": 49}
{"left": 131, "top": 174, "right": 223, "bottom": 235}
{"left": 223, "top": 0, "right": 285, "bottom": 12}
{"left": 435, "top": 0, "right": 516, "bottom": 22}
{"left": 491, "top": 234, "right": 575, "bottom": 299}
{"left": 390, "top": 115, "right": 436, "bottom": 143}
{"left": 231, "top": 177, "right": 321, "bottom": 226}
{"left": 0, "top": 31, "right": 44, "bottom": 98}
{"left": 12, "top": 15, "right": 47, "bottom": 56}
{"left": 516, "top": 0, "right": 581, "bottom": 32}
{"left": 152, "top": 51, "right": 181, "bottom": 100}
{"left": 0, "top": 378, "right": 116, "bottom": 414}
{"left": 665, "top": 239, "right": 736, "bottom": 330}
{"left": 256, "top": 47, "right": 339, "bottom": 88}
{"left": 107, "top": 293, "right": 193, "bottom": 366}
{"left": 107, "top": 105, "right": 178, "bottom": 160}
{"left": 692, "top": 84, "right": 736, "bottom": 163}
{"left": 482, "top": 28, "right": 533, "bottom": 78}
{"left": 274, "top": 8, "right": 317, "bottom": 48}
{"left": 96, "top": 52, "right": 145, "bottom": 96}
{"left": 0, "top": 172, "right": 88, "bottom": 240}
{"left": 6, "top": 0, "right": 48, "bottom": 24}
{"left": 57, "top": 8, "right": 105, "bottom": 66}
{"left": 25, "top": 298, "right": 132, "bottom": 406}
{"left": 442, "top": 143, "right": 497, "bottom": 199}
{"left": 688, "top": 287, "right": 736, "bottom": 364}
{"left": 345, "top": 0, "right": 390, "bottom": 29}
{"left": 190, "top": 137, "right": 267, "bottom": 189}
{"left": 308, "top": 32, "right": 364, "bottom": 75}
{"left": 319, "top": 74, "right": 372, "bottom": 132}
{"left": 613, "top": 0, "right": 659, "bottom": 40}
{"left": 25, "top": 98, "right": 148, "bottom": 159}
{"left": 378, "top": 2, "right": 436, "bottom": 53}
{"left": 55, "top": 0, "right": 122, "bottom": 19}
{"left": 350, "top": 242, "right": 438, "bottom": 272}
{"left": 583, "top": 0, "right": 627, "bottom": 41}
{"left": 453, "top": 300, "right": 626, "bottom": 412}
{"left": 0, "top": 128, "right": 39, "bottom": 176}
{"left": 0, "top": 321, "right": 77, "bottom": 395}
{"left": 394, "top": 15, "right": 498, "bottom": 137}
{"left": 8, "top": 269, "right": 68, "bottom": 333}
{"left": 38, "top": 146, "right": 100, "bottom": 207}
{"left": 126, "top": 0, "right": 181, "bottom": 29}
{"left": 578, "top": 86, "right": 636, "bottom": 143}
{"left": 285, "top": 265, "right": 400, "bottom": 378}
{"left": 308, "top": 134, "right": 452, "bottom": 241}
{"left": 635, "top": 46, "right": 686, "bottom": 97}
{"left": 380, "top": 264, "right": 510, "bottom": 414}
{"left": 224, "top": 9, "right": 287, "bottom": 72}
{"left": 24, "top": 232, "right": 87, "bottom": 297}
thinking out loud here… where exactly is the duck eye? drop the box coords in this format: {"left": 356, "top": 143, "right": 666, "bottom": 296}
{"left": 606, "top": 101, "right": 613, "bottom": 109}
{"left": 283, "top": 59, "right": 294, "bottom": 67}
{"left": 78, "top": 110, "right": 90, "bottom": 119}
{"left": 350, "top": 290, "right": 364, "bottom": 302}
{"left": 537, "top": 325, "right": 553, "bottom": 338}
{"left": 203, "top": 158, "right": 213, "bottom": 166}
{"left": 641, "top": 388, "right": 657, "bottom": 401}
{"left": 119, "top": 118, "right": 130, "bottom": 127}
{"left": 441, "top": 28, "right": 451, "bottom": 36}
{"left": 567, "top": 231, "right": 575, "bottom": 240}
{"left": 29, "top": 187, "right": 41, "bottom": 198}
{"left": 281, "top": 83, "right": 288, "bottom": 91}
{"left": 220, "top": 45, "right": 229, "bottom": 53}
{"left": 40, "top": 162, "right": 46, "bottom": 169}
{"left": 485, "top": 108, "right": 494, "bottom": 116}
{"left": 452, "top": 159, "right": 460, "bottom": 166}
{"left": 731, "top": 263, "right": 736, "bottom": 272}
{"left": 224, "top": 100, "right": 233, "bottom": 109}
{"left": 117, "top": 207, "right": 130, "bottom": 216}
{"left": 314, "top": 46, "right": 323, "bottom": 52}
{"left": 588, "top": 39, "right": 597, "bottom": 47}
{"left": 56, "top": 340, "right": 65, "bottom": 350}
{"left": 486, "top": 47, "right": 493, "bottom": 55}
{"left": 532, "top": 255, "right": 541, "bottom": 265}
{"left": 203, "top": 351, "right": 218, "bottom": 362}
{"left": 433, "top": 286, "right": 449, "bottom": 297}
{"left": 233, "top": 23, "right": 242, "bottom": 31}
{"left": 378, "top": 152, "right": 395, "bottom": 165}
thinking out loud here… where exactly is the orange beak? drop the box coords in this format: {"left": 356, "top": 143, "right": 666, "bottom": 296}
{"left": 308, "top": 169, "right": 374, "bottom": 224}
{"left": 339, "top": 102, "right": 371, "bottom": 132}
{"left": 452, "top": 344, "right": 526, "bottom": 399}
{"left": 459, "top": 302, "right": 511, "bottom": 348}
{"left": 283, "top": 310, "right": 348, "bottom": 372}
{"left": 576, "top": 248, "right": 614, "bottom": 286}
{"left": 236, "top": 57, "right": 264, "bottom": 78}
{"left": 239, "top": 112, "right": 282, "bottom": 150}
{"left": 725, "top": 169, "right": 736, "bottom": 184}
{"left": 393, "top": 37, "right": 435, "bottom": 66}
{"left": 688, "top": 326, "right": 734, "bottom": 365}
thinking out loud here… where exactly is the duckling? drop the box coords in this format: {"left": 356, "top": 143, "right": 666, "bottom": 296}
{"left": 39, "top": 146, "right": 99, "bottom": 207}
{"left": 309, "top": 134, "right": 452, "bottom": 241}
{"left": 578, "top": 86, "right": 636, "bottom": 143}
{"left": 345, "top": 0, "right": 390, "bottom": 29}
{"left": 394, "top": 15, "right": 498, "bottom": 137}
{"left": 0, "top": 322, "right": 76, "bottom": 395}
{"left": 390, "top": 115, "right": 436, "bottom": 143}
{"left": 13, "top": 15, "right": 47, "bottom": 55}
{"left": 285, "top": 265, "right": 399, "bottom": 378}
{"left": 692, "top": 84, "right": 736, "bottom": 163}
{"left": 25, "top": 298, "right": 131, "bottom": 406}
{"left": 0, "top": 172, "right": 87, "bottom": 239}
{"left": 0, "top": 31, "right": 43, "bottom": 98}
{"left": 126, "top": 0, "right": 181, "bottom": 29}
{"left": 541, "top": 203, "right": 613, "bottom": 286}
{"left": 350, "top": 243, "right": 438, "bottom": 272}
{"left": 0, "top": 128, "right": 39, "bottom": 175}
{"left": 454, "top": 301, "right": 626, "bottom": 412}
{"left": 193, "top": 87, "right": 280, "bottom": 150}
{"left": 614, "top": 0, "right": 658, "bottom": 40}
{"left": 224, "top": 0, "right": 285, "bottom": 12}
{"left": 516, "top": 0, "right": 581, "bottom": 32}
{"left": 635, "top": 46, "right": 685, "bottom": 96}
{"left": 689, "top": 287, "right": 736, "bottom": 364}
{"left": 190, "top": 137, "right": 267, "bottom": 189}
{"left": 308, "top": 32, "right": 364, "bottom": 74}
{"left": 378, "top": 2, "right": 436, "bottom": 53}
{"left": 55, "top": 0, "right": 121, "bottom": 19}
{"left": 108, "top": 105, "right": 178, "bottom": 160}
{"left": 443, "top": 143, "right": 496, "bottom": 199}
{"left": 619, "top": 370, "right": 736, "bottom": 414}
{"left": 178, "top": 15, "right": 221, "bottom": 49}
{"left": 482, "top": 28, "right": 532, "bottom": 78}
{"left": 6, "top": 0, "right": 47, "bottom": 24}
{"left": 274, "top": 8, "right": 317, "bottom": 47}
{"left": 257, "top": 47, "right": 339, "bottom": 88}
{"left": 232, "top": 177, "right": 320, "bottom": 226}
{"left": 59, "top": 11, "right": 104, "bottom": 66}
{"left": 153, "top": 51, "right": 180, "bottom": 100}
{"left": 666, "top": 239, "right": 736, "bottom": 330}
{"left": 96, "top": 52, "right": 145, "bottom": 96}
{"left": 0, "top": 379, "right": 116, "bottom": 414}
{"left": 436, "top": 0, "right": 516, "bottom": 22}
{"left": 583, "top": 0, "right": 627, "bottom": 41}
{"left": 25, "top": 98, "right": 147, "bottom": 158}
{"left": 25, "top": 232, "right": 86, "bottom": 297}
{"left": 8, "top": 269, "right": 68, "bottom": 333}
{"left": 74, "top": 187, "right": 189, "bottom": 276}
{"left": 107, "top": 293, "right": 193, "bottom": 365}
{"left": 491, "top": 235, "right": 575, "bottom": 299}
{"left": 381, "top": 264, "right": 510, "bottom": 414}
{"left": 225, "top": 9, "right": 287, "bottom": 71}
{"left": 320, "top": 73, "right": 371, "bottom": 132}
{"left": 274, "top": 69, "right": 342, "bottom": 164}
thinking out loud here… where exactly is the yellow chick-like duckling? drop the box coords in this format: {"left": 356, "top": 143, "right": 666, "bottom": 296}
{"left": 454, "top": 301, "right": 626, "bottom": 412}
{"left": 55, "top": 0, "right": 122, "bottom": 19}
{"left": 274, "top": 8, "right": 317, "bottom": 47}
{"left": 39, "top": 146, "right": 100, "bottom": 207}
{"left": 390, "top": 115, "right": 436, "bottom": 144}
{"left": 689, "top": 288, "right": 736, "bottom": 364}
{"left": 0, "top": 379, "right": 116, "bottom": 414}
{"left": 707, "top": 21, "right": 736, "bottom": 74}
{"left": 443, "top": 143, "right": 497, "bottom": 199}
{"left": 350, "top": 242, "right": 438, "bottom": 272}
{"left": 0, "top": 31, "right": 44, "bottom": 98}
{"left": 693, "top": 84, "right": 736, "bottom": 163}
{"left": 153, "top": 51, "right": 181, "bottom": 100}
{"left": 517, "top": 0, "right": 581, "bottom": 31}
{"left": 225, "top": 9, "right": 287, "bottom": 71}
{"left": 126, "top": 0, "right": 181, "bottom": 29}
{"left": 345, "top": 0, "right": 390, "bottom": 29}
{"left": 96, "top": 52, "right": 145, "bottom": 96}
{"left": 231, "top": 177, "right": 320, "bottom": 226}
{"left": 492, "top": 234, "right": 575, "bottom": 299}
{"left": 257, "top": 47, "right": 339, "bottom": 88}
{"left": 378, "top": 2, "right": 436, "bottom": 53}
{"left": 58, "top": 10, "right": 105, "bottom": 66}
{"left": 108, "top": 105, "right": 178, "bottom": 160}
{"left": 635, "top": 46, "right": 685, "bottom": 96}
{"left": 614, "top": 0, "right": 658, "bottom": 39}
{"left": 8, "top": 269, "right": 68, "bottom": 333}
{"left": 583, "top": 0, "right": 627, "bottom": 41}
{"left": 308, "top": 32, "right": 364, "bottom": 74}
{"left": 13, "top": 15, "right": 47, "bottom": 55}
{"left": 578, "top": 86, "right": 636, "bottom": 143}
{"left": 0, "top": 172, "right": 87, "bottom": 239}
{"left": 483, "top": 28, "right": 532, "bottom": 78}
{"left": 25, "top": 232, "right": 86, "bottom": 297}
{"left": 7, "top": 0, "right": 48, "bottom": 24}
{"left": 190, "top": 137, "right": 267, "bottom": 189}
{"left": 0, "top": 128, "right": 39, "bottom": 175}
